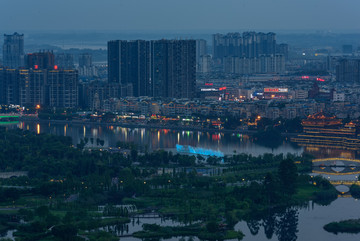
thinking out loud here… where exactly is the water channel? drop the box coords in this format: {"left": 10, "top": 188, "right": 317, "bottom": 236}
{"left": 6, "top": 121, "right": 360, "bottom": 240}
{"left": 16, "top": 121, "right": 303, "bottom": 156}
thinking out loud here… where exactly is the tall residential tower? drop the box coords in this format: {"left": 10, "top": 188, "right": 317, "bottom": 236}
{"left": 3, "top": 32, "right": 24, "bottom": 68}
{"left": 108, "top": 39, "right": 195, "bottom": 99}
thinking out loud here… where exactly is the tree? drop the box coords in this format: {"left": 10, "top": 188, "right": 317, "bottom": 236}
{"left": 35, "top": 206, "right": 49, "bottom": 218}
{"left": 264, "top": 173, "right": 280, "bottom": 203}
{"left": 278, "top": 159, "right": 297, "bottom": 195}
{"left": 51, "top": 224, "right": 78, "bottom": 241}
{"left": 206, "top": 221, "right": 218, "bottom": 233}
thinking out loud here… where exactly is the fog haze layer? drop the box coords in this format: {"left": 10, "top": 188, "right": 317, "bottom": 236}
{"left": 0, "top": 0, "right": 359, "bottom": 32}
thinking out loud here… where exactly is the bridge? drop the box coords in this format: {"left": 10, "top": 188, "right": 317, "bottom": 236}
{"left": 0, "top": 172, "right": 28, "bottom": 179}
{"left": 312, "top": 158, "right": 360, "bottom": 165}
{"left": 329, "top": 180, "right": 360, "bottom": 186}
{"left": 312, "top": 168, "right": 360, "bottom": 175}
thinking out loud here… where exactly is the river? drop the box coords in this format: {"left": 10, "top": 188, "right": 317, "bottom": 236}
{"left": 94, "top": 198, "right": 360, "bottom": 241}
{"left": 15, "top": 121, "right": 303, "bottom": 156}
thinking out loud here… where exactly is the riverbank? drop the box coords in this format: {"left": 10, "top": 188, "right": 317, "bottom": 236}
{"left": 19, "top": 117, "right": 300, "bottom": 137}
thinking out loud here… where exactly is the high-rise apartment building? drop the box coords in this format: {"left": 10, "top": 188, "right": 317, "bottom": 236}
{"left": 19, "top": 69, "right": 47, "bottom": 106}
{"left": 78, "top": 53, "right": 97, "bottom": 77}
{"left": 196, "top": 39, "right": 207, "bottom": 72}
{"left": 107, "top": 40, "right": 150, "bottom": 97}
{"left": 2, "top": 32, "right": 24, "bottom": 68}
{"left": 79, "top": 53, "right": 92, "bottom": 68}
{"left": 213, "top": 32, "right": 277, "bottom": 60}
{"left": 1, "top": 69, "right": 20, "bottom": 105}
{"left": 0, "top": 68, "right": 4, "bottom": 104}
{"left": 26, "top": 51, "right": 55, "bottom": 69}
{"left": 0, "top": 68, "right": 78, "bottom": 108}
{"left": 336, "top": 58, "right": 360, "bottom": 83}
{"left": 55, "top": 53, "right": 74, "bottom": 69}
{"left": 277, "top": 43, "right": 289, "bottom": 61}
{"left": 108, "top": 39, "right": 196, "bottom": 99}
{"left": 47, "top": 69, "right": 78, "bottom": 108}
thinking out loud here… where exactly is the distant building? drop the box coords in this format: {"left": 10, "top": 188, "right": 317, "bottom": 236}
{"left": 47, "top": 69, "right": 78, "bottom": 108}
{"left": 0, "top": 68, "right": 78, "bottom": 108}
{"left": 277, "top": 43, "right": 289, "bottom": 61}
{"left": 108, "top": 39, "right": 196, "bottom": 99}
{"left": 26, "top": 51, "right": 55, "bottom": 69}
{"left": 196, "top": 39, "right": 207, "bottom": 72}
{"left": 213, "top": 32, "right": 276, "bottom": 60}
{"left": 1, "top": 69, "right": 19, "bottom": 104}
{"left": 224, "top": 54, "right": 285, "bottom": 74}
{"left": 55, "top": 53, "right": 74, "bottom": 69}
{"left": 79, "top": 53, "right": 92, "bottom": 68}
{"left": 336, "top": 58, "right": 360, "bottom": 83}
{"left": 332, "top": 91, "right": 345, "bottom": 102}
{"left": 199, "top": 55, "right": 211, "bottom": 73}
{"left": 2, "top": 32, "right": 24, "bottom": 68}
{"left": 81, "top": 81, "right": 121, "bottom": 110}
{"left": 78, "top": 53, "right": 97, "bottom": 77}
{"left": 19, "top": 69, "right": 47, "bottom": 106}
{"left": 0, "top": 68, "right": 4, "bottom": 104}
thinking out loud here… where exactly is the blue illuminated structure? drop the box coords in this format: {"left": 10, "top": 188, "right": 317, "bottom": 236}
{"left": 176, "top": 144, "right": 224, "bottom": 158}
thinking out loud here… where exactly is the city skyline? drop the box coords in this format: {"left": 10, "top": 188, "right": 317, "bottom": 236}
{"left": 0, "top": 0, "right": 359, "bottom": 32}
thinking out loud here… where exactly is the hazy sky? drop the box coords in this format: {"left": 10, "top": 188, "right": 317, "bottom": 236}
{"left": 1, "top": 0, "right": 359, "bottom": 32}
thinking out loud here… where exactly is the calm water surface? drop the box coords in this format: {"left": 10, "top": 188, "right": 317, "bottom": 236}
{"left": 16, "top": 121, "right": 303, "bottom": 156}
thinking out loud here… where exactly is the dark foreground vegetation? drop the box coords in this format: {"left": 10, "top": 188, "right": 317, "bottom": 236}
{"left": 324, "top": 219, "right": 360, "bottom": 234}
{"left": 0, "top": 127, "right": 340, "bottom": 240}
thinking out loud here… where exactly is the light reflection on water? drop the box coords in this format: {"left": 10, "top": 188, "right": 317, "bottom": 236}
{"left": 236, "top": 198, "right": 360, "bottom": 241}
{"left": 16, "top": 121, "right": 303, "bottom": 156}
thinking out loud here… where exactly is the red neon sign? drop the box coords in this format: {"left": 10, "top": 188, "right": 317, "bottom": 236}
{"left": 316, "top": 78, "right": 325, "bottom": 82}
{"left": 264, "top": 88, "right": 279, "bottom": 92}
{"left": 54, "top": 65, "right": 58, "bottom": 70}
{"left": 34, "top": 65, "right": 38, "bottom": 69}
{"left": 205, "top": 83, "right": 213, "bottom": 86}
{"left": 219, "top": 87, "right": 227, "bottom": 91}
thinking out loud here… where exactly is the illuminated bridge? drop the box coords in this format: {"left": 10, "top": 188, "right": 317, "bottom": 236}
{"left": 330, "top": 180, "right": 360, "bottom": 186}
{"left": 312, "top": 158, "right": 360, "bottom": 193}
{"left": 312, "top": 167, "right": 360, "bottom": 175}
{"left": 328, "top": 180, "right": 360, "bottom": 194}
{"left": 312, "top": 158, "right": 360, "bottom": 166}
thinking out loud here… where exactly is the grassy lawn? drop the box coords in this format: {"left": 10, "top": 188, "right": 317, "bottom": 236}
{"left": 293, "top": 184, "right": 318, "bottom": 200}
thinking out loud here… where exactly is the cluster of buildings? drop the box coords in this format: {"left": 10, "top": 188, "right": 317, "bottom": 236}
{"left": 0, "top": 33, "right": 196, "bottom": 109}
{"left": 1, "top": 34, "right": 79, "bottom": 108}
{"left": 1, "top": 31, "right": 360, "bottom": 121}
{"left": 92, "top": 94, "right": 360, "bottom": 121}
{"left": 210, "top": 32, "right": 287, "bottom": 74}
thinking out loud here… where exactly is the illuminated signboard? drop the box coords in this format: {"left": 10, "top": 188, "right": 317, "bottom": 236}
{"left": 205, "top": 83, "right": 213, "bottom": 86}
{"left": 201, "top": 88, "right": 217, "bottom": 92}
{"left": 264, "top": 88, "right": 288, "bottom": 93}
{"left": 219, "top": 87, "right": 227, "bottom": 91}
{"left": 316, "top": 78, "right": 325, "bottom": 82}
